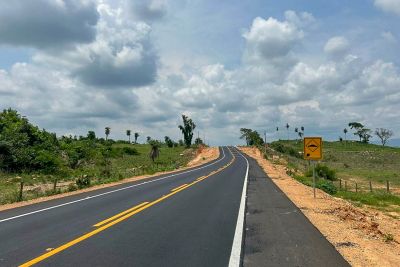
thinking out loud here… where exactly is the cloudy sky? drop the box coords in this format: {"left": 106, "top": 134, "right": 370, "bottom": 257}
{"left": 0, "top": 0, "right": 399, "bottom": 145}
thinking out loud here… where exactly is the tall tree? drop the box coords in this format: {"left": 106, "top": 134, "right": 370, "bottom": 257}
{"left": 126, "top": 130, "right": 131, "bottom": 143}
{"left": 105, "top": 127, "right": 111, "bottom": 141}
{"left": 239, "top": 128, "right": 263, "bottom": 146}
{"left": 375, "top": 128, "right": 393, "bottom": 146}
{"left": 134, "top": 132, "right": 139, "bottom": 144}
{"left": 146, "top": 136, "right": 151, "bottom": 143}
{"left": 343, "top": 128, "right": 348, "bottom": 141}
{"left": 178, "top": 114, "right": 196, "bottom": 148}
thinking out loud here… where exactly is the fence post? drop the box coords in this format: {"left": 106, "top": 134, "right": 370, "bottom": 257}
{"left": 339, "top": 179, "right": 342, "bottom": 190}
{"left": 345, "top": 181, "right": 347, "bottom": 191}
{"left": 18, "top": 181, "right": 24, "bottom": 202}
{"left": 387, "top": 180, "right": 390, "bottom": 193}
{"left": 369, "top": 181, "right": 372, "bottom": 192}
{"left": 53, "top": 178, "right": 57, "bottom": 192}
{"left": 355, "top": 183, "right": 358, "bottom": 193}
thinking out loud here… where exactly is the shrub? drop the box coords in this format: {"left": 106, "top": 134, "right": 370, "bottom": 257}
{"left": 317, "top": 180, "right": 337, "bottom": 195}
{"left": 305, "top": 164, "right": 336, "bottom": 181}
{"left": 76, "top": 175, "right": 91, "bottom": 189}
{"left": 67, "top": 183, "right": 77, "bottom": 192}
{"left": 270, "top": 143, "right": 301, "bottom": 158}
{"left": 122, "top": 147, "right": 139, "bottom": 155}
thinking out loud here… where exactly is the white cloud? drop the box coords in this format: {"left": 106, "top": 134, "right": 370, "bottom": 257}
{"left": 243, "top": 16, "right": 303, "bottom": 61}
{"left": 374, "top": 0, "right": 400, "bottom": 15}
{"left": 324, "top": 36, "right": 349, "bottom": 57}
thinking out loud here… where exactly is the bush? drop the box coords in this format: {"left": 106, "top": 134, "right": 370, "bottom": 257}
{"left": 270, "top": 143, "right": 301, "bottom": 158}
{"left": 122, "top": 147, "right": 139, "bottom": 155}
{"left": 317, "top": 180, "right": 337, "bottom": 195}
{"left": 67, "top": 183, "right": 77, "bottom": 192}
{"left": 76, "top": 175, "right": 91, "bottom": 189}
{"left": 305, "top": 164, "right": 336, "bottom": 181}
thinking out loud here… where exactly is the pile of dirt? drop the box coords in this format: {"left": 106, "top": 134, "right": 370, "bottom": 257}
{"left": 239, "top": 146, "right": 400, "bottom": 267}
{"left": 187, "top": 147, "right": 219, "bottom": 167}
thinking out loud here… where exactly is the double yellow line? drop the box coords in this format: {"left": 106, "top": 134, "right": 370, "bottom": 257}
{"left": 20, "top": 152, "right": 236, "bottom": 267}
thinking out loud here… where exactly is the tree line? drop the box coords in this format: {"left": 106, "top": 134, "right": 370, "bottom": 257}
{"left": 0, "top": 109, "right": 200, "bottom": 175}
{"left": 241, "top": 121, "right": 394, "bottom": 147}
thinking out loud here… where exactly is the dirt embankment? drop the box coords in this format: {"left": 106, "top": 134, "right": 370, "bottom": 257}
{"left": 239, "top": 146, "right": 400, "bottom": 267}
{"left": 0, "top": 147, "right": 220, "bottom": 212}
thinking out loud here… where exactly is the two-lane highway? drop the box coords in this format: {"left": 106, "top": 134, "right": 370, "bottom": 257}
{"left": 0, "top": 147, "right": 248, "bottom": 267}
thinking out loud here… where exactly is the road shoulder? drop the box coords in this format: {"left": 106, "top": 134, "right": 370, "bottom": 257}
{"left": 240, "top": 146, "right": 400, "bottom": 267}
{"left": 242, "top": 153, "right": 349, "bottom": 267}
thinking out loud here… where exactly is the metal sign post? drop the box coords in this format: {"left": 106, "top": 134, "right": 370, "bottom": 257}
{"left": 303, "top": 137, "right": 323, "bottom": 199}
{"left": 312, "top": 160, "right": 316, "bottom": 198}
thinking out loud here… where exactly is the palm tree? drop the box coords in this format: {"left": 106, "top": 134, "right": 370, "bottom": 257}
{"left": 298, "top": 131, "right": 303, "bottom": 139}
{"left": 294, "top": 127, "right": 298, "bottom": 141}
{"left": 134, "top": 132, "right": 139, "bottom": 144}
{"left": 126, "top": 130, "right": 131, "bottom": 143}
{"left": 105, "top": 127, "right": 110, "bottom": 140}
{"left": 343, "top": 128, "right": 348, "bottom": 141}
{"left": 276, "top": 127, "right": 279, "bottom": 140}
{"left": 301, "top": 126, "right": 305, "bottom": 136}
{"left": 146, "top": 136, "right": 151, "bottom": 143}
{"left": 286, "top": 123, "right": 290, "bottom": 140}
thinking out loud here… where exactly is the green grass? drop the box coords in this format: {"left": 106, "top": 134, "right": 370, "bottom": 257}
{"left": 335, "top": 190, "right": 400, "bottom": 207}
{"left": 271, "top": 140, "right": 400, "bottom": 187}
{"left": 0, "top": 144, "right": 195, "bottom": 204}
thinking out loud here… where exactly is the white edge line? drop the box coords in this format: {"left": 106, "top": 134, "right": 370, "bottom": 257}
{"left": 228, "top": 147, "right": 249, "bottom": 267}
{"left": 0, "top": 147, "right": 227, "bottom": 223}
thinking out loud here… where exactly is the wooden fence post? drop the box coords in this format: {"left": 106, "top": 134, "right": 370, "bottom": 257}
{"left": 339, "top": 179, "right": 342, "bottom": 190}
{"left": 369, "top": 181, "right": 372, "bottom": 192}
{"left": 387, "top": 180, "right": 390, "bottom": 193}
{"left": 18, "top": 181, "right": 24, "bottom": 202}
{"left": 53, "top": 178, "right": 57, "bottom": 192}
{"left": 355, "top": 183, "right": 358, "bottom": 193}
{"left": 345, "top": 181, "right": 347, "bottom": 191}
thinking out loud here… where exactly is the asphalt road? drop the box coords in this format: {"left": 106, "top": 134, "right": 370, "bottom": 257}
{"left": 0, "top": 146, "right": 349, "bottom": 267}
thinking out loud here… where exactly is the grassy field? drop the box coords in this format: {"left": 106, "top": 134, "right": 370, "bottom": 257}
{"left": 266, "top": 140, "right": 400, "bottom": 215}
{"left": 0, "top": 143, "right": 195, "bottom": 205}
{"left": 271, "top": 140, "right": 400, "bottom": 187}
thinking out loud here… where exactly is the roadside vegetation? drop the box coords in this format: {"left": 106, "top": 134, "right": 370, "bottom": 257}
{"left": 240, "top": 126, "right": 400, "bottom": 216}
{"left": 0, "top": 109, "right": 202, "bottom": 204}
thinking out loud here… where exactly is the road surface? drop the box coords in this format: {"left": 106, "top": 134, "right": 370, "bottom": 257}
{"left": 0, "top": 146, "right": 349, "bottom": 266}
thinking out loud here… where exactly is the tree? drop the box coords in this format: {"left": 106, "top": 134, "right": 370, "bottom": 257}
{"left": 134, "top": 132, "right": 139, "bottom": 144}
{"left": 343, "top": 128, "right": 348, "bottom": 141}
{"left": 286, "top": 123, "right": 290, "bottom": 140}
{"left": 348, "top": 122, "right": 364, "bottom": 142}
{"left": 87, "top": 131, "right": 96, "bottom": 140}
{"left": 375, "top": 128, "right": 393, "bottom": 146}
{"left": 298, "top": 131, "right": 303, "bottom": 139}
{"left": 126, "top": 130, "right": 131, "bottom": 143}
{"left": 164, "top": 136, "right": 174, "bottom": 148}
{"left": 105, "top": 127, "right": 111, "bottom": 141}
{"left": 149, "top": 140, "right": 160, "bottom": 162}
{"left": 146, "top": 136, "right": 151, "bottom": 143}
{"left": 240, "top": 128, "right": 264, "bottom": 146}
{"left": 301, "top": 126, "right": 304, "bottom": 133}
{"left": 194, "top": 137, "right": 203, "bottom": 145}
{"left": 359, "top": 128, "right": 372, "bottom": 143}
{"left": 178, "top": 114, "right": 196, "bottom": 148}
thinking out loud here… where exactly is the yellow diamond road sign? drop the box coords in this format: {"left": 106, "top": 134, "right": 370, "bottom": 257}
{"left": 304, "top": 137, "right": 322, "bottom": 160}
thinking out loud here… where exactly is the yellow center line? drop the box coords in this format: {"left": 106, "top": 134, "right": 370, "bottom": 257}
{"left": 93, "top": 202, "right": 149, "bottom": 227}
{"left": 20, "top": 151, "right": 237, "bottom": 267}
{"left": 171, "top": 183, "right": 189, "bottom": 192}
